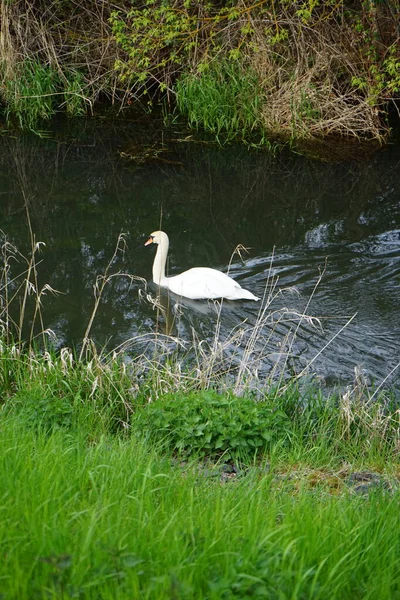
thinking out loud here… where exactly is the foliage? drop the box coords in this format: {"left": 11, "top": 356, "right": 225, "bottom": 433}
{"left": 110, "top": 0, "right": 196, "bottom": 93}
{"left": 109, "top": 1, "right": 255, "bottom": 94}
{"left": 110, "top": 0, "right": 400, "bottom": 144}
{"left": 134, "top": 390, "right": 292, "bottom": 461}
{"left": 0, "top": 0, "right": 399, "bottom": 141}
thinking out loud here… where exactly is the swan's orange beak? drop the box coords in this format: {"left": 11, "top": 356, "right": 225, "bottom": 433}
{"left": 144, "top": 237, "right": 153, "bottom": 246}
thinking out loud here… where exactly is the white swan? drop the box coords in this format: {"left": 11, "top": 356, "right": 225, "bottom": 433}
{"left": 145, "top": 230, "right": 260, "bottom": 301}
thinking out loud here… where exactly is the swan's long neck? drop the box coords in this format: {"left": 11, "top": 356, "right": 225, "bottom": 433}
{"left": 152, "top": 236, "right": 169, "bottom": 285}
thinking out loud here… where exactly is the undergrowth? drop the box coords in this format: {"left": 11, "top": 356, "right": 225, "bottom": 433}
{"left": 133, "top": 390, "right": 292, "bottom": 461}
{"left": 0, "top": 0, "right": 399, "bottom": 144}
{"left": 110, "top": 0, "right": 400, "bottom": 145}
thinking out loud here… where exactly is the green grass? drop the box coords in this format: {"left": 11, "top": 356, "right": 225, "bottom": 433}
{"left": 1, "top": 60, "right": 87, "bottom": 130}
{"left": 0, "top": 403, "right": 399, "bottom": 600}
{"left": 175, "top": 61, "right": 269, "bottom": 147}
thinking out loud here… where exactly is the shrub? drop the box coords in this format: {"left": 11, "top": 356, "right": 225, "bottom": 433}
{"left": 133, "top": 391, "right": 292, "bottom": 462}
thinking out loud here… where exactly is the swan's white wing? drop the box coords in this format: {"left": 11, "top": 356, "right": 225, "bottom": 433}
{"left": 166, "top": 267, "right": 258, "bottom": 300}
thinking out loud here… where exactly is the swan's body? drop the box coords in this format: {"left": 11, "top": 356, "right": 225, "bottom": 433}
{"left": 145, "top": 230, "right": 259, "bottom": 301}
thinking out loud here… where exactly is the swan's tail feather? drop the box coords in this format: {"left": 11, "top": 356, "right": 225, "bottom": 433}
{"left": 243, "top": 291, "right": 260, "bottom": 301}
{"left": 230, "top": 288, "right": 260, "bottom": 301}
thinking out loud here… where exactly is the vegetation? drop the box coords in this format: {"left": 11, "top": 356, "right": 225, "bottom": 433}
{"left": 134, "top": 390, "right": 292, "bottom": 461}
{"left": 0, "top": 0, "right": 399, "bottom": 146}
{"left": 1, "top": 354, "right": 400, "bottom": 599}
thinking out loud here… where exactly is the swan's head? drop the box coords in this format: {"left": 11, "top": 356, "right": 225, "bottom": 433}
{"left": 144, "top": 230, "right": 169, "bottom": 247}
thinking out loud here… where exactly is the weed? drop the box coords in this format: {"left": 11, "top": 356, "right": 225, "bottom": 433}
{"left": 133, "top": 390, "right": 292, "bottom": 462}
{"left": 10, "top": 385, "right": 76, "bottom": 431}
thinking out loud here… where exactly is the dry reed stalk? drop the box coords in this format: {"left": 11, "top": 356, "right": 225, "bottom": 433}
{"left": 0, "top": 233, "right": 62, "bottom": 348}
{"left": 248, "top": 5, "right": 390, "bottom": 143}
{"left": 339, "top": 365, "right": 399, "bottom": 441}
{"left": 0, "top": 236, "right": 14, "bottom": 343}
{"left": 80, "top": 233, "right": 146, "bottom": 360}
{"left": 0, "top": 1, "right": 16, "bottom": 82}
{"left": 14, "top": 145, "right": 53, "bottom": 348}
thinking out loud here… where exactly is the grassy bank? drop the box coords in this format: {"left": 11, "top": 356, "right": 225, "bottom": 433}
{"left": 1, "top": 365, "right": 399, "bottom": 599}
{"left": 1, "top": 327, "right": 400, "bottom": 598}
{"left": 0, "top": 1, "right": 399, "bottom": 148}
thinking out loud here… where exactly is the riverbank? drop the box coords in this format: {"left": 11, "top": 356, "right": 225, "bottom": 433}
{"left": 0, "top": 1, "right": 399, "bottom": 150}
{"left": 1, "top": 341, "right": 399, "bottom": 599}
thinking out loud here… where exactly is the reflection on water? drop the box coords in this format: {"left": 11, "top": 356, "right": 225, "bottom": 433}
{"left": 0, "top": 117, "right": 399, "bottom": 389}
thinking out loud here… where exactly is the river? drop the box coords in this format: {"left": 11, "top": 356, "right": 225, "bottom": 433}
{"left": 1, "top": 116, "right": 399, "bottom": 391}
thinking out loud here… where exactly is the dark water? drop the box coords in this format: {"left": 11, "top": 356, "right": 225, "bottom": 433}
{"left": 1, "top": 117, "right": 399, "bottom": 390}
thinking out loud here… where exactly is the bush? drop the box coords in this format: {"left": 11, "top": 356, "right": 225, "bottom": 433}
{"left": 133, "top": 391, "right": 292, "bottom": 462}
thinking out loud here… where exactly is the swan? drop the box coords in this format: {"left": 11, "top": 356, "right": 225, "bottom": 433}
{"left": 145, "top": 230, "right": 260, "bottom": 301}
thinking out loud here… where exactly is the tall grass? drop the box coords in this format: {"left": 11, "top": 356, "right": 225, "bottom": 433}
{"left": 175, "top": 61, "right": 267, "bottom": 146}
{"left": 3, "top": 60, "right": 58, "bottom": 129}
{"left": 0, "top": 232, "right": 58, "bottom": 347}
{"left": 0, "top": 406, "right": 399, "bottom": 600}
{"left": 1, "top": 60, "right": 87, "bottom": 130}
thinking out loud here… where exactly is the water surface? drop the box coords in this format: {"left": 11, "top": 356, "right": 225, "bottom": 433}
{"left": 1, "top": 117, "right": 399, "bottom": 390}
